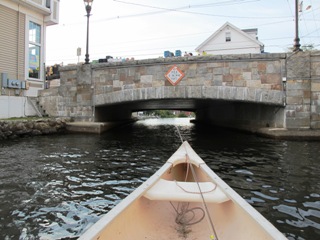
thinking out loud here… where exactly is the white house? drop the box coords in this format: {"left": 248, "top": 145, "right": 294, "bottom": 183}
{"left": 0, "top": 0, "right": 60, "bottom": 118}
{"left": 195, "top": 22, "right": 264, "bottom": 55}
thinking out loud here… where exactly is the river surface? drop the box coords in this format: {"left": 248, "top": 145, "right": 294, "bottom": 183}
{"left": 0, "top": 118, "right": 319, "bottom": 239}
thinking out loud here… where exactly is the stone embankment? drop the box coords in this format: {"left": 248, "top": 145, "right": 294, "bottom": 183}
{"left": 0, "top": 118, "right": 70, "bottom": 140}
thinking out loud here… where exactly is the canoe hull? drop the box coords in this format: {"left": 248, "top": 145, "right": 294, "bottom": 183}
{"left": 79, "top": 142, "right": 286, "bottom": 240}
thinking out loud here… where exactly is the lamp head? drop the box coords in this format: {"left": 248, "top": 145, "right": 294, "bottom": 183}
{"left": 84, "top": 0, "right": 93, "bottom": 13}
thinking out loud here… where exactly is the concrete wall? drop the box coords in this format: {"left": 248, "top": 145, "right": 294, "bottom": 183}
{"left": 196, "top": 102, "right": 285, "bottom": 131}
{"left": 0, "top": 96, "right": 38, "bottom": 119}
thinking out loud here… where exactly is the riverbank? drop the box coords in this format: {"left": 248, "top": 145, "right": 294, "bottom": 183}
{"left": 190, "top": 119, "right": 320, "bottom": 141}
{"left": 0, "top": 118, "right": 70, "bottom": 140}
{"left": 1, "top": 117, "right": 320, "bottom": 141}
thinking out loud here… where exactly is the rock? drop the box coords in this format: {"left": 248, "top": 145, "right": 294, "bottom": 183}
{"left": 0, "top": 118, "right": 70, "bottom": 139}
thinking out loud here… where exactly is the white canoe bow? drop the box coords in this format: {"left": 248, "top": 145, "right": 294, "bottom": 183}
{"left": 79, "top": 141, "right": 287, "bottom": 240}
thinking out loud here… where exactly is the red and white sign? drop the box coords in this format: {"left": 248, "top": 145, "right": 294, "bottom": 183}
{"left": 165, "top": 65, "right": 185, "bottom": 86}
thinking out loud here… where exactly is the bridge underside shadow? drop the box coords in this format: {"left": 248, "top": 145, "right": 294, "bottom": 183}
{"left": 94, "top": 99, "right": 285, "bottom": 132}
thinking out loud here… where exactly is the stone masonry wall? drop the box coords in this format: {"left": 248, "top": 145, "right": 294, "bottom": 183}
{"left": 311, "top": 52, "right": 320, "bottom": 128}
{"left": 40, "top": 65, "right": 94, "bottom": 122}
{"left": 38, "top": 52, "right": 320, "bottom": 129}
{"left": 286, "top": 51, "right": 320, "bottom": 129}
{"left": 92, "top": 54, "right": 285, "bottom": 107}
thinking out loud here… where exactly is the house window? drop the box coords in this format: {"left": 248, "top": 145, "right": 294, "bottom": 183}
{"left": 28, "top": 21, "right": 41, "bottom": 79}
{"left": 226, "top": 32, "right": 231, "bottom": 42}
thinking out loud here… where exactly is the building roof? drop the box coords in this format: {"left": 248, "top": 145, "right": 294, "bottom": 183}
{"left": 195, "top": 22, "right": 264, "bottom": 52}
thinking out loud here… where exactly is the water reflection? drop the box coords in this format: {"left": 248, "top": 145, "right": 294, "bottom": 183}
{"left": 0, "top": 118, "right": 319, "bottom": 239}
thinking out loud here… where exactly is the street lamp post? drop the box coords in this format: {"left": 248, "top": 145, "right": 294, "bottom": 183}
{"left": 293, "top": 0, "right": 301, "bottom": 52}
{"left": 84, "top": 0, "right": 93, "bottom": 64}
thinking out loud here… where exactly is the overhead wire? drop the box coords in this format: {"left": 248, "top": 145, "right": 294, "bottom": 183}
{"left": 109, "top": 0, "right": 292, "bottom": 21}
{"left": 295, "top": 2, "right": 320, "bottom": 47}
{"left": 47, "top": 1, "right": 320, "bottom": 64}
{"left": 309, "top": 0, "right": 320, "bottom": 39}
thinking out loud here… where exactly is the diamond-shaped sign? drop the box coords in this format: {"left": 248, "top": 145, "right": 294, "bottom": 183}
{"left": 165, "top": 65, "right": 185, "bottom": 86}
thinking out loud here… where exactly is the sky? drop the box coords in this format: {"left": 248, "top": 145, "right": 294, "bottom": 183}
{"left": 46, "top": 0, "right": 320, "bottom": 65}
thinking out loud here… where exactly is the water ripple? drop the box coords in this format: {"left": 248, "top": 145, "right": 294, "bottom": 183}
{"left": 0, "top": 119, "right": 319, "bottom": 239}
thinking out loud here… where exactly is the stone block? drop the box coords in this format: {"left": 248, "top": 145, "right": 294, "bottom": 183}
{"left": 230, "top": 68, "right": 242, "bottom": 74}
{"left": 286, "top": 117, "right": 310, "bottom": 129}
{"left": 146, "top": 65, "right": 163, "bottom": 75}
{"left": 296, "top": 111, "right": 311, "bottom": 118}
{"left": 229, "top": 61, "right": 250, "bottom": 69}
{"left": 234, "top": 80, "right": 246, "bottom": 87}
{"left": 197, "top": 66, "right": 209, "bottom": 74}
{"left": 311, "top": 92, "right": 320, "bottom": 102}
{"left": 287, "top": 52, "right": 311, "bottom": 79}
{"left": 270, "top": 84, "right": 283, "bottom": 91}
{"left": 261, "top": 73, "right": 281, "bottom": 85}
{"left": 244, "top": 88, "right": 256, "bottom": 102}
{"left": 247, "top": 79, "right": 261, "bottom": 88}
{"left": 152, "top": 80, "right": 165, "bottom": 88}
{"left": 203, "top": 86, "right": 219, "bottom": 98}
{"left": 254, "top": 89, "right": 263, "bottom": 102}
{"left": 242, "top": 72, "right": 252, "bottom": 81}
{"left": 123, "top": 84, "right": 134, "bottom": 90}
{"left": 212, "top": 68, "right": 223, "bottom": 75}
{"left": 311, "top": 112, "right": 320, "bottom": 121}
{"left": 285, "top": 110, "right": 296, "bottom": 117}
{"left": 311, "top": 61, "right": 320, "bottom": 76}
{"left": 234, "top": 88, "right": 245, "bottom": 101}
{"left": 223, "top": 67, "right": 230, "bottom": 75}
{"left": 260, "top": 90, "right": 275, "bottom": 103}
{"left": 217, "top": 86, "right": 225, "bottom": 99}
{"left": 187, "top": 86, "right": 202, "bottom": 98}
{"left": 311, "top": 82, "right": 320, "bottom": 92}
{"left": 221, "top": 54, "right": 251, "bottom": 60}
{"left": 212, "top": 77, "right": 223, "bottom": 86}
{"left": 77, "top": 65, "right": 92, "bottom": 85}
{"left": 207, "top": 62, "right": 225, "bottom": 68}
{"left": 311, "top": 121, "right": 320, "bottom": 129}
{"left": 163, "top": 86, "right": 182, "bottom": 98}
{"left": 113, "top": 80, "right": 122, "bottom": 89}
{"left": 312, "top": 104, "right": 320, "bottom": 114}
{"left": 250, "top": 53, "right": 285, "bottom": 59}
{"left": 223, "top": 74, "right": 233, "bottom": 83}
{"left": 287, "top": 80, "right": 310, "bottom": 90}
{"left": 141, "top": 75, "right": 153, "bottom": 85}
{"left": 260, "top": 84, "right": 271, "bottom": 90}
{"left": 223, "top": 87, "right": 236, "bottom": 100}
{"left": 266, "top": 62, "right": 281, "bottom": 74}
{"left": 286, "top": 96, "right": 303, "bottom": 104}
{"left": 257, "top": 62, "right": 266, "bottom": 73}
{"left": 286, "top": 89, "right": 304, "bottom": 97}
{"left": 186, "top": 69, "right": 196, "bottom": 78}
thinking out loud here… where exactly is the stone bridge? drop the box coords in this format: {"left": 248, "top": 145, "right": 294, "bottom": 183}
{"left": 39, "top": 52, "right": 320, "bottom": 132}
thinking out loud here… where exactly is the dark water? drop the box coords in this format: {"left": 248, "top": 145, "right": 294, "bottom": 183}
{"left": 0, "top": 118, "right": 319, "bottom": 239}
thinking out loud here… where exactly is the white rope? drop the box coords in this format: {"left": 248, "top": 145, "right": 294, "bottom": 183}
{"left": 175, "top": 125, "right": 219, "bottom": 240}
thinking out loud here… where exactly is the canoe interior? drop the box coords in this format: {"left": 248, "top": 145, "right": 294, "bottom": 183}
{"left": 94, "top": 162, "right": 277, "bottom": 240}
